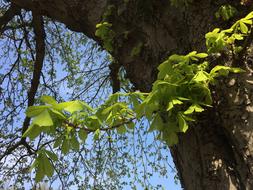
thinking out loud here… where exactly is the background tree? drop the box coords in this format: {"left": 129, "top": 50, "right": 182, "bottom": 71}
{"left": 1, "top": 0, "right": 253, "bottom": 190}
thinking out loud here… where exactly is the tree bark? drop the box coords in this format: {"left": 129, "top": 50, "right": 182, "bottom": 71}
{"left": 9, "top": 0, "right": 253, "bottom": 189}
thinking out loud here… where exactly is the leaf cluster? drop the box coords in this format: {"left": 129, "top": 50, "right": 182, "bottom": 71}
{"left": 206, "top": 12, "right": 253, "bottom": 53}
{"left": 95, "top": 22, "right": 115, "bottom": 52}
{"left": 135, "top": 52, "right": 243, "bottom": 145}
{"left": 215, "top": 5, "right": 238, "bottom": 21}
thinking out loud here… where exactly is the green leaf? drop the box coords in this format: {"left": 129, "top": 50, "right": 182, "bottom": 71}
{"left": 241, "top": 19, "right": 252, "bottom": 25}
{"left": 62, "top": 138, "right": 70, "bottom": 155}
{"left": 50, "top": 109, "right": 66, "bottom": 120}
{"left": 164, "top": 132, "right": 178, "bottom": 146}
{"left": 32, "top": 109, "right": 53, "bottom": 126}
{"left": 149, "top": 114, "right": 164, "bottom": 132}
{"left": 26, "top": 105, "right": 51, "bottom": 117}
{"left": 35, "top": 157, "right": 44, "bottom": 182}
{"left": 233, "top": 33, "right": 244, "bottom": 40}
{"left": 86, "top": 115, "right": 102, "bottom": 129}
{"left": 94, "top": 129, "right": 100, "bottom": 140}
{"left": 41, "top": 153, "right": 54, "bottom": 177}
{"left": 167, "top": 102, "right": 174, "bottom": 111}
{"left": 45, "top": 150, "right": 58, "bottom": 162}
{"left": 22, "top": 124, "right": 42, "bottom": 140}
{"left": 230, "top": 67, "right": 245, "bottom": 73}
{"left": 172, "top": 99, "right": 183, "bottom": 105}
{"left": 41, "top": 95, "right": 57, "bottom": 105}
{"left": 116, "top": 125, "right": 127, "bottom": 134}
{"left": 195, "top": 53, "right": 208, "bottom": 58}
{"left": 177, "top": 97, "right": 190, "bottom": 101}
{"left": 194, "top": 104, "right": 205, "bottom": 112}
{"left": 64, "top": 101, "right": 88, "bottom": 113}
{"left": 182, "top": 114, "right": 195, "bottom": 121}
{"left": 184, "top": 104, "right": 204, "bottom": 115}
{"left": 210, "top": 66, "right": 245, "bottom": 78}
{"left": 245, "top": 12, "right": 253, "bottom": 20}
{"left": 29, "top": 160, "right": 37, "bottom": 173}
{"left": 192, "top": 71, "right": 210, "bottom": 82}
{"left": 70, "top": 135, "right": 80, "bottom": 151}
{"left": 157, "top": 60, "right": 173, "bottom": 79}
{"left": 78, "top": 130, "right": 87, "bottom": 141}
{"left": 53, "top": 137, "right": 62, "bottom": 148}
{"left": 210, "top": 65, "right": 230, "bottom": 77}
{"left": 187, "top": 51, "right": 197, "bottom": 57}
{"left": 239, "top": 21, "right": 248, "bottom": 34}
{"left": 54, "top": 101, "right": 93, "bottom": 113}
{"left": 177, "top": 113, "right": 188, "bottom": 133}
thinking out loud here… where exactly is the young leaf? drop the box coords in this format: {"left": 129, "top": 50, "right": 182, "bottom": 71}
{"left": 41, "top": 153, "right": 54, "bottom": 177}
{"left": 53, "top": 137, "right": 62, "bottom": 148}
{"left": 167, "top": 102, "right": 174, "bottom": 111}
{"left": 35, "top": 158, "right": 44, "bottom": 182}
{"left": 32, "top": 109, "right": 53, "bottom": 126}
{"left": 45, "top": 150, "right": 58, "bottom": 162}
{"left": 164, "top": 132, "right": 178, "bottom": 146}
{"left": 239, "top": 21, "right": 248, "bottom": 34}
{"left": 172, "top": 99, "right": 183, "bottom": 105}
{"left": 26, "top": 105, "right": 51, "bottom": 117}
{"left": 94, "top": 129, "right": 100, "bottom": 140}
{"left": 192, "top": 71, "right": 210, "bottom": 82}
{"left": 78, "top": 130, "right": 88, "bottom": 141}
{"left": 41, "top": 95, "right": 57, "bottom": 105}
{"left": 54, "top": 101, "right": 93, "bottom": 113}
{"left": 195, "top": 53, "right": 208, "bottom": 58}
{"left": 177, "top": 113, "right": 188, "bottom": 133}
{"left": 61, "top": 138, "right": 70, "bottom": 155}
{"left": 50, "top": 109, "right": 66, "bottom": 120}
{"left": 149, "top": 114, "right": 164, "bottom": 132}
{"left": 70, "top": 135, "right": 80, "bottom": 151}
{"left": 184, "top": 104, "right": 204, "bottom": 115}
{"left": 22, "top": 124, "right": 42, "bottom": 140}
{"left": 64, "top": 101, "right": 86, "bottom": 113}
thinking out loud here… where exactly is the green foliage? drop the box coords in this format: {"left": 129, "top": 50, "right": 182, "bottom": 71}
{"left": 215, "top": 5, "right": 237, "bottom": 21}
{"left": 25, "top": 11, "right": 253, "bottom": 182}
{"left": 136, "top": 51, "right": 243, "bottom": 145}
{"left": 95, "top": 22, "right": 115, "bottom": 52}
{"left": 206, "top": 12, "right": 253, "bottom": 53}
{"left": 31, "top": 149, "right": 56, "bottom": 182}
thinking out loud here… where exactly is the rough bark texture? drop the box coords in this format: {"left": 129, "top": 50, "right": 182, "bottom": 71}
{"left": 9, "top": 0, "right": 253, "bottom": 189}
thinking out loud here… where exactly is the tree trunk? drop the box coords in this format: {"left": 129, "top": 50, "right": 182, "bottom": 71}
{"left": 10, "top": 0, "right": 253, "bottom": 189}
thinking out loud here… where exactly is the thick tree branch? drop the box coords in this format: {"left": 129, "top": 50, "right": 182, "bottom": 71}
{"left": 1, "top": 12, "right": 46, "bottom": 160}
{"left": 11, "top": 0, "right": 107, "bottom": 38}
{"left": 21, "top": 12, "right": 46, "bottom": 136}
{"left": 0, "top": 4, "right": 21, "bottom": 35}
{"left": 0, "top": 11, "right": 46, "bottom": 160}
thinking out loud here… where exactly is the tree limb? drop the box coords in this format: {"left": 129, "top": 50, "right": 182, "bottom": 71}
{"left": 0, "top": 4, "right": 21, "bottom": 35}
{"left": 21, "top": 12, "right": 46, "bottom": 137}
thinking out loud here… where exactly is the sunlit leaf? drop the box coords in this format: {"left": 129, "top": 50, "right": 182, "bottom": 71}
{"left": 26, "top": 105, "right": 51, "bottom": 117}
{"left": 177, "top": 113, "right": 188, "bottom": 133}
{"left": 41, "top": 95, "right": 57, "bottom": 105}
{"left": 32, "top": 109, "right": 53, "bottom": 126}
